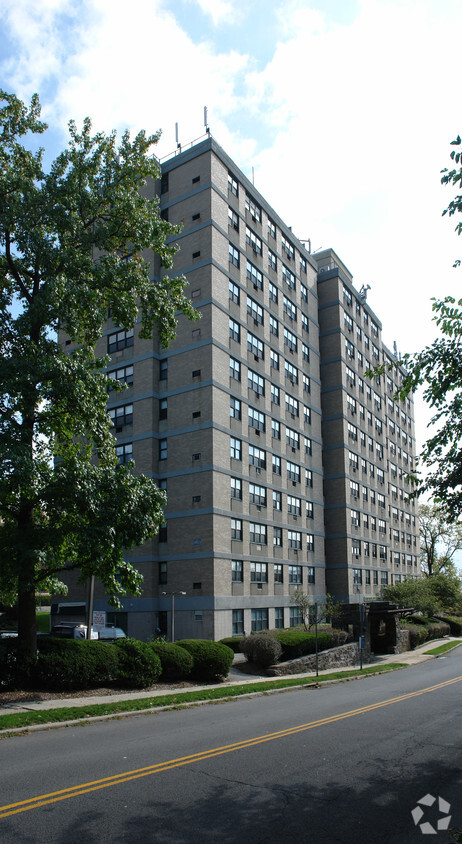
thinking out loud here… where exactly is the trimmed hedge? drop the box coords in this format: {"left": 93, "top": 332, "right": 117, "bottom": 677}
{"left": 435, "top": 615, "right": 462, "bottom": 636}
{"left": 274, "top": 629, "right": 348, "bottom": 661}
{"left": 401, "top": 618, "right": 450, "bottom": 650}
{"left": 219, "top": 637, "right": 243, "bottom": 654}
{"left": 239, "top": 634, "right": 282, "bottom": 667}
{"left": 115, "top": 638, "right": 162, "bottom": 688}
{"left": 177, "top": 639, "right": 234, "bottom": 682}
{"left": 34, "top": 638, "right": 119, "bottom": 690}
{"left": 148, "top": 642, "right": 193, "bottom": 680}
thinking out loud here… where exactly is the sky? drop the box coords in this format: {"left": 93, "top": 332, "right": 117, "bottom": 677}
{"left": 1, "top": 0, "right": 461, "bottom": 461}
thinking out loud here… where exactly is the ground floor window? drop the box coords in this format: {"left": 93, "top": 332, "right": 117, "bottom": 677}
{"left": 232, "top": 609, "right": 244, "bottom": 636}
{"left": 274, "top": 607, "right": 284, "bottom": 628}
{"left": 290, "top": 606, "right": 303, "bottom": 627}
{"left": 251, "top": 608, "right": 268, "bottom": 632}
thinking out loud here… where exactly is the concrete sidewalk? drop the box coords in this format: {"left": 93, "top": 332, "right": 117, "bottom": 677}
{"left": 1, "top": 638, "right": 459, "bottom": 719}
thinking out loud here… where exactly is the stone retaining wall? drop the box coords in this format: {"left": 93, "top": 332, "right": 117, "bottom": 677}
{"left": 266, "top": 642, "right": 368, "bottom": 676}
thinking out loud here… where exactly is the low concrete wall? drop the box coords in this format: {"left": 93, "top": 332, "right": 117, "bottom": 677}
{"left": 267, "top": 642, "right": 367, "bottom": 676}
{"left": 394, "top": 627, "right": 411, "bottom": 654}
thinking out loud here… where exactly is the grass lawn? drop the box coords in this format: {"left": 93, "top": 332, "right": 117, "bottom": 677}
{"left": 36, "top": 612, "right": 50, "bottom": 634}
{"left": 423, "top": 640, "right": 462, "bottom": 656}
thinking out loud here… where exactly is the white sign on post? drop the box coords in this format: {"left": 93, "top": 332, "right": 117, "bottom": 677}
{"left": 92, "top": 611, "right": 106, "bottom": 629}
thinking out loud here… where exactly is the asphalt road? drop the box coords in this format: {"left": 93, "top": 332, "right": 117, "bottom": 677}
{"left": 0, "top": 651, "right": 461, "bottom": 844}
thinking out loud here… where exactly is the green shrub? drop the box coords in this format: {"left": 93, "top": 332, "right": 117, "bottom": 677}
{"left": 148, "top": 642, "right": 193, "bottom": 680}
{"left": 219, "top": 637, "right": 243, "bottom": 654}
{"left": 274, "top": 629, "right": 336, "bottom": 660}
{"left": 177, "top": 639, "right": 234, "bottom": 682}
{"left": 239, "top": 634, "right": 282, "bottom": 667}
{"left": 0, "top": 638, "right": 22, "bottom": 689}
{"left": 401, "top": 618, "right": 450, "bottom": 650}
{"left": 35, "top": 638, "right": 119, "bottom": 690}
{"left": 115, "top": 638, "right": 162, "bottom": 688}
{"left": 435, "top": 615, "right": 462, "bottom": 636}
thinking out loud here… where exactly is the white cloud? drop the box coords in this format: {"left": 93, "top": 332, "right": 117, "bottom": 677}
{"left": 191, "top": 0, "right": 240, "bottom": 27}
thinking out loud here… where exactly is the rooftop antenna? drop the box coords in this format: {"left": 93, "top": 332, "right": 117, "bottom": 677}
{"left": 175, "top": 122, "right": 181, "bottom": 153}
{"left": 204, "top": 106, "right": 210, "bottom": 135}
{"left": 300, "top": 239, "right": 312, "bottom": 254}
{"left": 359, "top": 283, "right": 371, "bottom": 302}
{"left": 393, "top": 340, "right": 398, "bottom": 357}
{"left": 252, "top": 166, "right": 255, "bottom": 185}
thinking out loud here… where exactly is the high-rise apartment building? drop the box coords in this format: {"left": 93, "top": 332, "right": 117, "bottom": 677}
{"left": 56, "top": 136, "right": 419, "bottom": 641}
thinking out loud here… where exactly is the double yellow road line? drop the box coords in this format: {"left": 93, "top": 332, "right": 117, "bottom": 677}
{"left": 1, "top": 675, "right": 461, "bottom": 819}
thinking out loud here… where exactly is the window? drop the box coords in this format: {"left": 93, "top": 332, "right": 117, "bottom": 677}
{"left": 283, "top": 295, "right": 297, "bottom": 322}
{"left": 269, "top": 316, "right": 279, "bottom": 337}
{"left": 272, "top": 419, "right": 281, "bottom": 440}
{"left": 231, "top": 518, "right": 242, "bottom": 540}
{"left": 108, "top": 364, "right": 134, "bottom": 387}
{"left": 275, "top": 607, "right": 284, "bottom": 628}
{"left": 290, "top": 606, "right": 303, "bottom": 627}
{"left": 287, "top": 461, "right": 300, "bottom": 483}
{"left": 249, "top": 445, "right": 266, "bottom": 469}
{"left": 286, "top": 426, "right": 299, "bottom": 450}
{"left": 288, "top": 565, "right": 302, "bottom": 584}
{"left": 228, "top": 207, "right": 239, "bottom": 231}
{"left": 269, "top": 280, "right": 278, "bottom": 301}
{"left": 229, "top": 318, "right": 240, "bottom": 342}
{"left": 306, "top": 501, "right": 314, "bottom": 519}
{"left": 306, "top": 534, "right": 315, "bottom": 552}
{"left": 305, "top": 469, "right": 313, "bottom": 487}
{"left": 228, "top": 172, "right": 238, "bottom": 196}
{"left": 249, "top": 483, "right": 266, "bottom": 507}
{"left": 268, "top": 251, "right": 277, "bottom": 272}
{"left": 192, "top": 213, "right": 200, "bottom": 222}
{"left": 160, "top": 173, "right": 169, "bottom": 194}
{"left": 381, "top": 570, "right": 389, "bottom": 585}
{"left": 229, "top": 280, "right": 240, "bottom": 305}
{"left": 284, "top": 326, "right": 297, "bottom": 352}
{"left": 247, "top": 259, "right": 263, "bottom": 289}
{"left": 250, "top": 560, "right": 267, "bottom": 580}
{"left": 246, "top": 226, "right": 262, "bottom": 255}
{"left": 229, "top": 243, "right": 240, "bottom": 268}
{"left": 300, "top": 256, "right": 307, "bottom": 274}
{"left": 159, "top": 438, "right": 167, "bottom": 460}
{"left": 302, "top": 343, "right": 310, "bottom": 362}
{"left": 230, "top": 437, "right": 242, "bottom": 460}
{"left": 307, "top": 567, "right": 315, "bottom": 584}
{"left": 247, "top": 295, "right": 263, "bottom": 325}
{"left": 245, "top": 193, "right": 261, "bottom": 222}
{"left": 301, "top": 313, "right": 309, "bottom": 333}
{"left": 108, "top": 328, "right": 134, "bottom": 353}
{"left": 232, "top": 560, "right": 243, "bottom": 582}
{"left": 353, "top": 568, "right": 363, "bottom": 585}
{"left": 272, "top": 454, "right": 281, "bottom": 475}
{"left": 192, "top": 250, "right": 200, "bottom": 259}
{"left": 273, "top": 490, "right": 282, "bottom": 510}
{"left": 232, "top": 609, "right": 244, "bottom": 635}
{"left": 251, "top": 608, "right": 268, "bottom": 632}
{"left": 285, "top": 394, "right": 299, "bottom": 417}
{"left": 303, "top": 375, "right": 311, "bottom": 394}
{"left": 109, "top": 403, "right": 133, "bottom": 428}
{"left": 271, "top": 384, "right": 280, "bottom": 405}
{"left": 282, "top": 264, "right": 296, "bottom": 290}
{"left": 273, "top": 526, "right": 282, "bottom": 546}
{"left": 288, "top": 530, "right": 302, "bottom": 549}
{"left": 287, "top": 495, "right": 301, "bottom": 516}
{"left": 159, "top": 561, "right": 167, "bottom": 584}
{"left": 247, "top": 331, "right": 264, "bottom": 359}
{"left": 285, "top": 360, "right": 298, "bottom": 385}
{"left": 304, "top": 406, "right": 311, "bottom": 425}
{"left": 248, "top": 368, "right": 265, "bottom": 396}
{"left": 270, "top": 349, "right": 279, "bottom": 370}
{"left": 159, "top": 398, "right": 167, "bottom": 420}
{"left": 268, "top": 219, "right": 276, "bottom": 239}
{"left": 116, "top": 443, "right": 133, "bottom": 464}
{"left": 231, "top": 477, "right": 242, "bottom": 499}
{"left": 230, "top": 397, "right": 241, "bottom": 420}
{"left": 281, "top": 235, "right": 295, "bottom": 261}
{"left": 249, "top": 407, "right": 265, "bottom": 431}
{"left": 229, "top": 357, "right": 240, "bottom": 381}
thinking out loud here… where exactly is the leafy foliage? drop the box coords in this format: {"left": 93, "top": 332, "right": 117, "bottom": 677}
{"left": 239, "top": 634, "right": 282, "bottom": 667}
{"left": 148, "top": 642, "right": 193, "bottom": 680}
{"left": 115, "top": 638, "right": 162, "bottom": 688}
{"left": 0, "top": 90, "right": 198, "bottom": 661}
{"left": 383, "top": 571, "right": 462, "bottom": 615}
{"left": 177, "top": 639, "right": 234, "bottom": 682}
{"left": 400, "top": 617, "right": 450, "bottom": 649}
{"left": 274, "top": 629, "right": 348, "bottom": 661}
{"left": 419, "top": 502, "right": 462, "bottom": 575}
{"left": 34, "top": 637, "right": 119, "bottom": 690}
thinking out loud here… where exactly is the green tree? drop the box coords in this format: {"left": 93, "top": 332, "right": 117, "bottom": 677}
{"left": 0, "top": 91, "right": 198, "bottom": 666}
{"left": 383, "top": 572, "right": 462, "bottom": 615}
{"left": 376, "top": 137, "right": 462, "bottom": 517}
{"left": 419, "top": 502, "right": 462, "bottom": 576}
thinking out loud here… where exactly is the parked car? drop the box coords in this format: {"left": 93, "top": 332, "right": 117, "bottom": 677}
{"left": 97, "top": 626, "right": 126, "bottom": 641}
{"left": 50, "top": 623, "right": 98, "bottom": 640}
